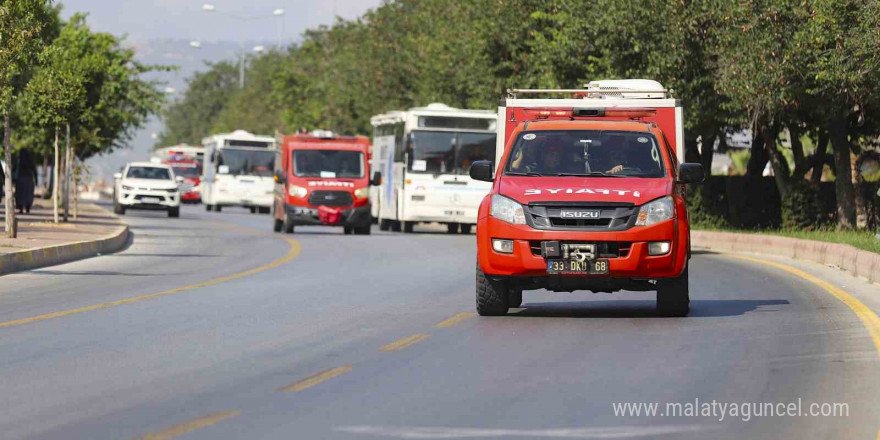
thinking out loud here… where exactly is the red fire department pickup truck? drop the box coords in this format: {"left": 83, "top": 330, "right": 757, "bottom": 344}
{"left": 273, "top": 131, "right": 380, "bottom": 235}
{"left": 468, "top": 80, "right": 705, "bottom": 317}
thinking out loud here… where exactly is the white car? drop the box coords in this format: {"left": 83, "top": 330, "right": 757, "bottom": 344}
{"left": 114, "top": 162, "right": 182, "bottom": 217}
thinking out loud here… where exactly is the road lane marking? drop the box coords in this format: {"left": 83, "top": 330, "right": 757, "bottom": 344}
{"left": 279, "top": 365, "right": 352, "bottom": 392}
{"left": 733, "top": 255, "right": 880, "bottom": 357}
{"left": 434, "top": 312, "right": 475, "bottom": 328}
{"left": 379, "top": 334, "right": 430, "bottom": 352}
{"left": 133, "top": 410, "right": 240, "bottom": 440}
{"left": 0, "top": 235, "right": 301, "bottom": 329}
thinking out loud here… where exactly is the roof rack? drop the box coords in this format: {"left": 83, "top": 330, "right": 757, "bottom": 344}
{"left": 506, "top": 87, "right": 670, "bottom": 99}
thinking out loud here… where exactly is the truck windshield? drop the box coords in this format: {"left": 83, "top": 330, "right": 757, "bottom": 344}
{"left": 126, "top": 166, "right": 171, "bottom": 180}
{"left": 505, "top": 130, "right": 666, "bottom": 178}
{"left": 293, "top": 150, "right": 364, "bottom": 178}
{"left": 408, "top": 131, "right": 495, "bottom": 175}
{"left": 217, "top": 149, "right": 274, "bottom": 177}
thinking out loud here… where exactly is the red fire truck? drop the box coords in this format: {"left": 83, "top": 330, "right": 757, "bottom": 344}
{"left": 469, "top": 80, "right": 705, "bottom": 317}
{"left": 273, "top": 131, "right": 380, "bottom": 234}
{"left": 156, "top": 146, "right": 204, "bottom": 203}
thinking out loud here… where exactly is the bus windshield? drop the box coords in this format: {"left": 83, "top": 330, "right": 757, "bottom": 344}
{"left": 408, "top": 131, "right": 495, "bottom": 175}
{"left": 293, "top": 150, "right": 364, "bottom": 178}
{"left": 217, "top": 148, "right": 274, "bottom": 177}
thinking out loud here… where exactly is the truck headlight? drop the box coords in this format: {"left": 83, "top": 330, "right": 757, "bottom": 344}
{"left": 635, "top": 196, "right": 674, "bottom": 226}
{"left": 490, "top": 194, "right": 526, "bottom": 225}
{"left": 288, "top": 185, "right": 308, "bottom": 198}
{"left": 354, "top": 187, "right": 369, "bottom": 200}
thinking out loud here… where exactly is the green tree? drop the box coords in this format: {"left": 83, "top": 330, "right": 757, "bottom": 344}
{"left": 157, "top": 61, "right": 238, "bottom": 146}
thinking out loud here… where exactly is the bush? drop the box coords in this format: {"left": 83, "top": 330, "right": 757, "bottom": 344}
{"left": 781, "top": 180, "right": 831, "bottom": 230}
{"left": 687, "top": 181, "right": 728, "bottom": 229}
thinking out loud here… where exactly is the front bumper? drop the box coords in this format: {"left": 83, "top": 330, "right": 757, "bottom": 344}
{"left": 119, "top": 190, "right": 180, "bottom": 209}
{"left": 477, "top": 217, "right": 686, "bottom": 281}
{"left": 285, "top": 203, "right": 372, "bottom": 227}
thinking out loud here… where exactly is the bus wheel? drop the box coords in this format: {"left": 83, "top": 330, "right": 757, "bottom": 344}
{"left": 205, "top": 204, "right": 212, "bottom": 212}
{"left": 344, "top": 227, "right": 353, "bottom": 235}
{"left": 403, "top": 222, "right": 414, "bottom": 233}
{"left": 379, "top": 219, "right": 391, "bottom": 231}
{"left": 391, "top": 221, "right": 402, "bottom": 232}
{"left": 215, "top": 205, "right": 222, "bottom": 213}
{"left": 446, "top": 223, "right": 459, "bottom": 234}
{"left": 460, "top": 224, "right": 473, "bottom": 234}
{"left": 250, "top": 207, "right": 257, "bottom": 214}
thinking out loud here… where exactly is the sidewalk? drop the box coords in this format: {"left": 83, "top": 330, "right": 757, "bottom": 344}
{"left": 0, "top": 200, "right": 129, "bottom": 275}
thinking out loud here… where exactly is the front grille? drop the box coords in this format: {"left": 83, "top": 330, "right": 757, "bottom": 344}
{"left": 529, "top": 241, "right": 632, "bottom": 258}
{"left": 526, "top": 203, "right": 636, "bottom": 231}
{"left": 308, "top": 190, "right": 353, "bottom": 207}
{"left": 549, "top": 218, "right": 612, "bottom": 228}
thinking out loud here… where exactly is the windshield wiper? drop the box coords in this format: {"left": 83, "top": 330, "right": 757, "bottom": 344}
{"left": 552, "top": 172, "right": 625, "bottom": 178}
{"left": 506, "top": 171, "right": 545, "bottom": 177}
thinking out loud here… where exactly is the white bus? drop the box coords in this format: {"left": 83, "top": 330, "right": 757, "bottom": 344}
{"left": 201, "top": 130, "right": 275, "bottom": 213}
{"left": 370, "top": 103, "right": 497, "bottom": 233}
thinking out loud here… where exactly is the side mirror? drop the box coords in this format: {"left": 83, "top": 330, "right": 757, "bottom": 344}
{"left": 274, "top": 170, "right": 285, "bottom": 184}
{"left": 175, "top": 176, "right": 185, "bottom": 184}
{"left": 678, "top": 163, "right": 705, "bottom": 184}
{"left": 370, "top": 171, "right": 382, "bottom": 186}
{"left": 113, "top": 172, "right": 122, "bottom": 180}
{"left": 469, "top": 160, "right": 494, "bottom": 182}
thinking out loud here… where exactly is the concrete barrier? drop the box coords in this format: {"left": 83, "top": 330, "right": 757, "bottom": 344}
{"left": 692, "top": 230, "right": 880, "bottom": 284}
{"left": 0, "top": 225, "right": 129, "bottom": 276}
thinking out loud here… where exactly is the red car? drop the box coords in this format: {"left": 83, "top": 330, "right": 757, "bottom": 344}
{"left": 469, "top": 80, "right": 705, "bottom": 316}
{"left": 273, "top": 132, "right": 379, "bottom": 234}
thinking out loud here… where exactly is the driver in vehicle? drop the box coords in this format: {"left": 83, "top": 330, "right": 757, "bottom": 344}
{"left": 603, "top": 135, "right": 630, "bottom": 174}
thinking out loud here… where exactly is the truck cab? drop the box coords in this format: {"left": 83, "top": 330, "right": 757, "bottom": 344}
{"left": 470, "top": 80, "right": 705, "bottom": 317}
{"left": 273, "top": 131, "right": 379, "bottom": 235}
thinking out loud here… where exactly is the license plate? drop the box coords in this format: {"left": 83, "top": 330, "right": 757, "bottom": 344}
{"left": 142, "top": 197, "right": 161, "bottom": 203}
{"left": 547, "top": 259, "right": 609, "bottom": 275}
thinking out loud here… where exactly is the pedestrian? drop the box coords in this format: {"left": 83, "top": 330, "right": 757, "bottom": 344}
{"left": 0, "top": 158, "right": 5, "bottom": 204}
{"left": 14, "top": 149, "right": 37, "bottom": 214}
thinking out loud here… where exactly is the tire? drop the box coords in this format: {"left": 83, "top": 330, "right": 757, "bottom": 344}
{"left": 354, "top": 225, "right": 371, "bottom": 235}
{"left": 168, "top": 207, "right": 180, "bottom": 218}
{"left": 273, "top": 218, "right": 283, "bottom": 232}
{"left": 344, "top": 227, "right": 353, "bottom": 235}
{"left": 403, "top": 221, "right": 414, "bottom": 233}
{"left": 283, "top": 215, "right": 295, "bottom": 233}
{"left": 205, "top": 204, "right": 212, "bottom": 212}
{"left": 657, "top": 266, "right": 690, "bottom": 317}
{"left": 475, "top": 265, "right": 509, "bottom": 316}
{"left": 391, "top": 221, "right": 402, "bottom": 232}
{"left": 215, "top": 205, "right": 222, "bottom": 213}
{"left": 259, "top": 207, "right": 271, "bottom": 214}
{"left": 379, "top": 219, "right": 391, "bottom": 231}
{"left": 459, "top": 224, "right": 473, "bottom": 234}
{"left": 250, "top": 207, "right": 257, "bottom": 214}
{"left": 447, "top": 223, "right": 459, "bottom": 234}
{"left": 508, "top": 288, "right": 523, "bottom": 308}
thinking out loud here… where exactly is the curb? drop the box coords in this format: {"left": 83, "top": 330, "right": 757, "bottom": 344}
{"left": 0, "top": 207, "right": 130, "bottom": 276}
{"left": 692, "top": 230, "right": 880, "bottom": 284}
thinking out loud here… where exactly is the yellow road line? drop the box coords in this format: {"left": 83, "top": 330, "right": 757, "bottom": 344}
{"left": 279, "top": 365, "right": 352, "bottom": 392}
{"left": 133, "top": 410, "right": 240, "bottom": 440}
{"left": 379, "top": 334, "right": 430, "bottom": 352}
{"left": 733, "top": 255, "right": 880, "bottom": 357}
{"left": 0, "top": 235, "right": 301, "bottom": 329}
{"left": 434, "top": 312, "right": 475, "bottom": 328}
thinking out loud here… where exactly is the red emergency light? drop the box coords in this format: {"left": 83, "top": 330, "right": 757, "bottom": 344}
{"left": 522, "top": 107, "right": 657, "bottom": 120}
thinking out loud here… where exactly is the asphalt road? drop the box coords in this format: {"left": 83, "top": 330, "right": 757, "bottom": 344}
{"left": 0, "top": 205, "right": 878, "bottom": 440}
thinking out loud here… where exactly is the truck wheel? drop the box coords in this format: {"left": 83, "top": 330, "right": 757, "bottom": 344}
{"left": 475, "top": 265, "right": 509, "bottom": 316}
{"left": 391, "top": 221, "right": 402, "bottom": 232}
{"left": 379, "top": 219, "right": 391, "bottom": 231}
{"left": 447, "top": 223, "right": 459, "bottom": 234}
{"left": 344, "top": 227, "right": 353, "bottom": 235}
{"left": 215, "top": 205, "right": 222, "bottom": 213}
{"left": 283, "top": 215, "right": 295, "bottom": 233}
{"left": 205, "top": 204, "right": 212, "bottom": 212}
{"left": 657, "top": 266, "right": 689, "bottom": 317}
{"left": 273, "top": 218, "right": 283, "bottom": 232}
{"left": 250, "top": 207, "right": 257, "bottom": 214}
{"left": 354, "top": 225, "right": 371, "bottom": 235}
{"left": 508, "top": 288, "right": 523, "bottom": 308}
{"left": 403, "top": 221, "right": 414, "bottom": 233}
{"left": 168, "top": 207, "right": 180, "bottom": 218}
{"left": 459, "top": 224, "right": 473, "bottom": 234}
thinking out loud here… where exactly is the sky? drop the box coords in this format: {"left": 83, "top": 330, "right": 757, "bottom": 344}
{"left": 57, "top": 0, "right": 383, "bottom": 183}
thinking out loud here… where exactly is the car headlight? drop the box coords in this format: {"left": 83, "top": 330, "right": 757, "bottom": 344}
{"left": 122, "top": 185, "right": 134, "bottom": 191}
{"left": 165, "top": 188, "right": 178, "bottom": 193}
{"left": 288, "top": 185, "right": 308, "bottom": 198}
{"left": 490, "top": 194, "right": 526, "bottom": 225}
{"left": 635, "top": 196, "right": 674, "bottom": 226}
{"left": 354, "top": 187, "right": 369, "bottom": 200}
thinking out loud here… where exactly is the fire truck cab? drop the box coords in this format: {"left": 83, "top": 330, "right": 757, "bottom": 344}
{"left": 470, "top": 80, "right": 705, "bottom": 317}
{"left": 273, "top": 131, "right": 379, "bottom": 235}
